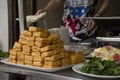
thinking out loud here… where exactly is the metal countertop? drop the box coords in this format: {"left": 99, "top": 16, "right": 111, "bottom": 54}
{"left": 0, "top": 63, "right": 97, "bottom": 80}
{"left": 0, "top": 63, "right": 120, "bottom": 80}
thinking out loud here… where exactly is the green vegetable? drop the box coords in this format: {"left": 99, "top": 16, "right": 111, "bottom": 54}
{"left": 0, "top": 50, "right": 9, "bottom": 58}
{"left": 80, "top": 57, "right": 120, "bottom": 76}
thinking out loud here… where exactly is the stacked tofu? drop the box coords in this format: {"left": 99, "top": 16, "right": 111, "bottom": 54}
{"left": 9, "top": 26, "right": 86, "bottom": 68}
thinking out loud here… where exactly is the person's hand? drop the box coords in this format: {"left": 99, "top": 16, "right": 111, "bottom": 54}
{"left": 94, "top": 13, "right": 101, "bottom": 17}
{"left": 34, "top": 9, "right": 47, "bottom": 21}
{"left": 87, "top": 19, "right": 96, "bottom": 31}
{"left": 87, "top": 13, "right": 101, "bottom": 31}
{"left": 35, "top": 9, "right": 45, "bottom": 16}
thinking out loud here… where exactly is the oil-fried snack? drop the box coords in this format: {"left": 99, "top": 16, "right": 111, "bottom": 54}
{"left": 39, "top": 31, "right": 49, "bottom": 38}
{"left": 67, "top": 50, "right": 76, "bottom": 56}
{"left": 9, "top": 54, "right": 17, "bottom": 60}
{"left": 31, "top": 52, "right": 41, "bottom": 56}
{"left": 28, "top": 26, "right": 38, "bottom": 32}
{"left": 8, "top": 59, "right": 16, "bottom": 63}
{"left": 13, "top": 42, "right": 22, "bottom": 49}
{"left": 17, "top": 61, "right": 24, "bottom": 65}
{"left": 9, "top": 49, "right": 17, "bottom": 55}
{"left": 77, "top": 52, "right": 85, "bottom": 60}
{"left": 33, "top": 31, "right": 49, "bottom": 38}
{"left": 56, "top": 48, "right": 65, "bottom": 53}
{"left": 25, "top": 55, "right": 33, "bottom": 61}
{"left": 54, "top": 43, "right": 64, "bottom": 49}
{"left": 70, "top": 53, "right": 86, "bottom": 64}
{"left": 33, "top": 32, "right": 40, "bottom": 37}
{"left": 26, "top": 37, "right": 35, "bottom": 41}
{"left": 42, "top": 65, "right": 60, "bottom": 68}
{"left": 33, "top": 56, "right": 43, "bottom": 62}
{"left": 17, "top": 56, "right": 25, "bottom": 61}
{"left": 40, "top": 45, "right": 56, "bottom": 52}
{"left": 24, "top": 60, "right": 32, "bottom": 64}
{"left": 44, "top": 53, "right": 61, "bottom": 61}
{"left": 16, "top": 51, "right": 22, "bottom": 54}
{"left": 74, "top": 51, "right": 84, "bottom": 55}
{"left": 48, "top": 34, "right": 60, "bottom": 41}
{"left": 26, "top": 41, "right": 34, "bottom": 46}
{"left": 19, "top": 34, "right": 26, "bottom": 39}
{"left": 70, "top": 55, "right": 79, "bottom": 64}
{"left": 56, "top": 48, "right": 61, "bottom": 53}
{"left": 25, "top": 63, "right": 32, "bottom": 66}
{"left": 22, "top": 30, "right": 32, "bottom": 37}
{"left": 41, "top": 50, "right": 57, "bottom": 58}
{"left": 52, "top": 40, "right": 63, "bottom": 44}
{"left": 17, "top": 52, "right": 25, "bottom": 61}
{"left": 61, "top": 57, "right": 71, "bottom": 66}
{"left": 13, "top": 48, "right": 22, "bottom": 52}
{"left": 33, "top": 62, "right": 43, "bottom": 67}
{"left": 22, "top": 45, "right": 31, "bottom": 50}
{"left": 60, "top": 48, "right": 66, "bottom": 52}
{"left": 35, "top": 41, "right": 48, "bottom": 48}
{"left": 29, "top": 26, "right": 45, "bottom": 32}
{"left": 36, "top": 37, "right": 51, "bottom": 44}
{"left": 19, "top": 39, "right": 27, "bottom": 45}
{"left": 44, "top": 60, "right": 61, "bottom": 66}
{"left": 24, "top": 60, "right": 32, "bottom": 66}
{"left": 60, "top": 51, "right": 69, "bottom": 58}
{"left": 22, "top": 51, "right": 30, "bottom": 55}
{"left": 22, "top": 45, "right": 31, "bottom": 53}
{"left": 31, "top": 46, "right": 40, "bottom": 52}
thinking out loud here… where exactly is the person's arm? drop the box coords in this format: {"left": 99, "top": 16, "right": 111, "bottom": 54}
{"left": 35, "top": 0, "right": 63, "bottom": 16}
{"left": 94, "top": 0, "right": 109, "bottom": 17}
{"left": 88, "top": 0, "right": 109, "bottom": 31}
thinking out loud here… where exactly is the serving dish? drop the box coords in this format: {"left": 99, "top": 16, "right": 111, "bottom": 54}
{"left": 72, "top": 62, "right": 120, "bottom": 79}
{"left": 1, "top": 59, "right": 73, "bottom": 72}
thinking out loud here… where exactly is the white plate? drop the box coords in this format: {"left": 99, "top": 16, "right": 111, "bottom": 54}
{"left": 72, "top": 63, "right": 120, "bottom": 79}
{"left": 1, "top": 59, "right": 73, "bottom": 72}
{"left": 85, "top": 52, "right": 93, "bottom": 59}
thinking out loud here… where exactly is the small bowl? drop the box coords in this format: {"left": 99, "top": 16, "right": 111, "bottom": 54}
{"left": 81, "top": 48, "right": 93, "bottom": 55}
{"left": 64, "top": 44, "right": 93, "bottom": 55}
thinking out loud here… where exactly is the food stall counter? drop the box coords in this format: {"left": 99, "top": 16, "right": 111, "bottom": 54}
{"left": 0, "top": 62, "right": 96, "bottom": 80}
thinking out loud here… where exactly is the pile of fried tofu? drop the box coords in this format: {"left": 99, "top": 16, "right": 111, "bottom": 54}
{"left": 9, "top": 26, "right": 86, "bottom": 68}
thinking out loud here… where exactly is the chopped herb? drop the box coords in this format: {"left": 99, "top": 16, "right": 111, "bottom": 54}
{"left": 80, "top": 57, "right": 120, "bottom": 76}
{"left": 0, "top": 50, "right": 9, "bottom": 58}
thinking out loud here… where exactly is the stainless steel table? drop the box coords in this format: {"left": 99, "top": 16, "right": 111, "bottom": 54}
{"left": 0, "top": 63, "right": 120, "bottom": 80}
{"left": 0, "top": 63, "right": 98, "bottom": 80}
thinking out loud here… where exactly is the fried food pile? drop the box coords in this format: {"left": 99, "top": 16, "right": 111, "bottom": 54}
{"left": 9, "top": 26, "right": 86, "bottom": 68}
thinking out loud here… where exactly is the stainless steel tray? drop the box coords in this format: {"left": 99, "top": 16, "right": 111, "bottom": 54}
{"left": 96, "top": 37, "right": 120, "bottom": 42}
